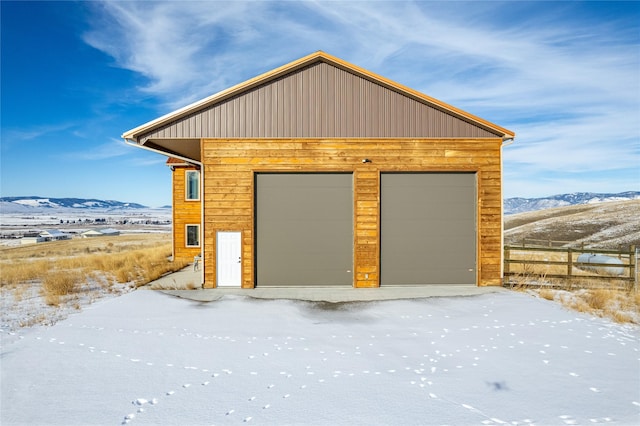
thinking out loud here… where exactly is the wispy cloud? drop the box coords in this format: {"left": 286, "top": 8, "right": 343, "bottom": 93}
{"left": 84, "top": 1, "right": 639, "bottom": 197}
{"left": 63, "top": 138, "right": 131, "bottom": 161}
{"left": 83, "top": 1, "right": 305, "bottom": 109}
{"left": 1, "top": 123, "right": 76, "bottom": 146}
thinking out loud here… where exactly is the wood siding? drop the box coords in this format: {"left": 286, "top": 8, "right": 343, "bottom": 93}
{"left": 172, "top": 166, "right": 202, "bottom": 261}
{"left": 140, "top": 62, "right": 500, "bottom": 142}
{"left": 202, "top": 138, "right": 503, "bottom": 288}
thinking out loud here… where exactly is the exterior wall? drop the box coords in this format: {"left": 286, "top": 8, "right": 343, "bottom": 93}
{"left": 172, "top": 166, "right": 202, "bottom": 261}
{"left": 202, "top": 138, "right": 503, "bottom": 288}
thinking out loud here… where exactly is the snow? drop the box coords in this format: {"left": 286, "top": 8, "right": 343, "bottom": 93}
{"left": 1, "top": 291, "right": 639, "bottom": 425}
{"left": 12, "top": 198, "right": 57, "bottom": 208}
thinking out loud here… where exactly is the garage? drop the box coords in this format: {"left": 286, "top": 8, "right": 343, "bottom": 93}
{"left": 381, "top": 173, "right": 477, "bottom": 285}
{"left": 124, "top": 52, "right": 515, "bottom": 288}
{"left": 256, "top": 173, "right": 353, "bottom": 286}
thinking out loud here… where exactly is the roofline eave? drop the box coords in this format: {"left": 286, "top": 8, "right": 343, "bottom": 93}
{"left": 123, "top": 138, "right": 202, "bottom": 166}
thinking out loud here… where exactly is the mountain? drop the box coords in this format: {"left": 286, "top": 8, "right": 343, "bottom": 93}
{"left": 503, "top": 191, "right": 640, "bottom": 215}
{"left": 0, "top": 196, "right": 148, "bottom": 211}
{"left": 3, "top": 192, "right": 638, "bottom": 215}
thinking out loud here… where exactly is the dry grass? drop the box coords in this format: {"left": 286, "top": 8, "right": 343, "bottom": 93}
{"left": 538, "top": 288, "right": 555, "bottom": 301}
{"left": 1, "top": 234, "right": 189, "bottom": 307}
{"left": 516, "top": 283, "right": 640, "bottom": 324}
{"left": 42, "top": 271, "right": 82, "bottom": 296}
{"left": 149, "top": 280, "right": 198, "bottom": 290}
{"left": 1, "top": 259, "right": 52, "bottom": 287}
{"left": 563, "top": 288, "right": 639, "bottom": 324}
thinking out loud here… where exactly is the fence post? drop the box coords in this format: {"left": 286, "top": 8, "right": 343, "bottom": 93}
{"left": 504, "top": 246, "right": 511, "bottom": 277}
{"left": 567, "top": 247, "right": 573, "bottom": 279}
{"left": 630, "top": 245, "right": 636, "bottom": 291}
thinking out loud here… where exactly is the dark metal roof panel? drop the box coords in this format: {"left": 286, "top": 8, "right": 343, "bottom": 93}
{"left": 140, "top": 62, "right": 498, "bottom": 141}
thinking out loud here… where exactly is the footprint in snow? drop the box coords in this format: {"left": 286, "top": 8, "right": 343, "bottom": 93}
{"left": 462, "top": 404, "right": 480, "bottom": 413}
{"left": 559, "top": 415, "right": 578, "bottom": 425}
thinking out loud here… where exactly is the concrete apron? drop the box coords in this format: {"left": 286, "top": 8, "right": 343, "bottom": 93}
{"left": 147, "top": 266, "right": 504, "bottom": 303}
{"left": 160, "top": 286, "right": 504, "bottom": 303}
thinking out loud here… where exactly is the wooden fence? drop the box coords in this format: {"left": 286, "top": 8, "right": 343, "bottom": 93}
{"left": 503, "top": 245, "right": 637, "bottom": 289}
{"left": 506, "top": 237, "right": 634, "bottom": 253}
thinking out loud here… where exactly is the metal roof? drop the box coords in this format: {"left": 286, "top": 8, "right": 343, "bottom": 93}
{"left": 123, "top": 51, "right": 514, "bottom": 161}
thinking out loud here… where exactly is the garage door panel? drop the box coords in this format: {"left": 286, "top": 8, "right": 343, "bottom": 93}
{"left": 257, "top": 173, "right": 353, "bottom": 287}
{"left": 381, "top": 173, "right": 476, "bottom": 285}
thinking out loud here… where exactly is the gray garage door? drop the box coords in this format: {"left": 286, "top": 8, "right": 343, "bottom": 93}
{"left": 256, "top": 173, "right": 353, "bottom": 286}
{"left": 381, "top": 173, "right": 476, "bottom": 285}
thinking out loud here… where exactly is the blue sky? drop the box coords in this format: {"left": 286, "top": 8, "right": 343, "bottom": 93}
{"left": 1, "top": 1, "right": 638, "bottom": 207}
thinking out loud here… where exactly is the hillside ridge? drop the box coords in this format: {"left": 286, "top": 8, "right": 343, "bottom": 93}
{"left": 504, "top": 191, "right": 640, "bottom": 214}
{"left": 504, "top": 199, "right": 640, "bottom": 249}
{"left": 0, "top": 196, "right": 149, "bottom": 211}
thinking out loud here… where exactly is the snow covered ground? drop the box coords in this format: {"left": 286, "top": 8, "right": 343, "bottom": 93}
{"left": 1, "top": 290, "right": 639, "bottom": 426}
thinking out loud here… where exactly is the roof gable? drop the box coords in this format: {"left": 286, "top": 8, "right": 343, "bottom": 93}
{"left": 123, "top": 52, "right": 514, "bottom": 153}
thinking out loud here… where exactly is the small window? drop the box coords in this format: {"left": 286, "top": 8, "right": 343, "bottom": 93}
{"left": 186, "top": 170, "right": 200, "bottom": 200}
{"left": 186, "top": 224, "right": 200, "bottom": 247}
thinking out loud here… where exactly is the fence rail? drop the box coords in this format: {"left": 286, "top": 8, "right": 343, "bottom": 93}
{"left": 505, "top": 237, "right": 635, "bottom": 252}
{"left": 503, "top": 244, "right": 637, "bottom": 289}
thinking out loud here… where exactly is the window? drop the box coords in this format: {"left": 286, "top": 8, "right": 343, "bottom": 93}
{"left": 186, "top": 224, "right": 200, "bottom": 247}
{"left": 186, "top": 170, "right": 200, "bottom": 200}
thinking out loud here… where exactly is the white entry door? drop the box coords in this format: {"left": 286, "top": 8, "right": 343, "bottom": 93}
{"left": 217, "top": 231, "right": 242, "bottom": 287}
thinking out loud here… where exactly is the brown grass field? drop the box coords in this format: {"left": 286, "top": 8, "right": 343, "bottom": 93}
{"left": 1, "top": 233, "right": 189, "bottom": 308}
{"left": 2, "top": 199, "right": 639, "bottom": 328}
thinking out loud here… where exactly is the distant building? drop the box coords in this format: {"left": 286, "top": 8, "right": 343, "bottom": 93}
{"left": 21, "top": 233, "right": 45, "bottom": 245}
{"left": 81, "top": 228, "right": 120, "bottom": 238}
{"left": 40, "top": 230, "right": 71, "bottom": 241}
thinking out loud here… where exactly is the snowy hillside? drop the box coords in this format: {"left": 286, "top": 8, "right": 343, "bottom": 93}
{"left": 504, "top": 199, "right": 640, "bottom": 249}
{"left": 504, "top": 191, "right": 640, "bottom": 215}
{"left": 0, "top": 197, "right": 149, "bottom": 212}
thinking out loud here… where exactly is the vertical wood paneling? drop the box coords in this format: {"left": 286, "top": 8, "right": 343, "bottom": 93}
{"left": 141, "top": 62, "right": 501, "bottom": 141}
{"left": 172, "top": 166, "right": 202, "bottom": 262}
{"left": 201, "top": 138, "right": 503, "bottom": 288}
